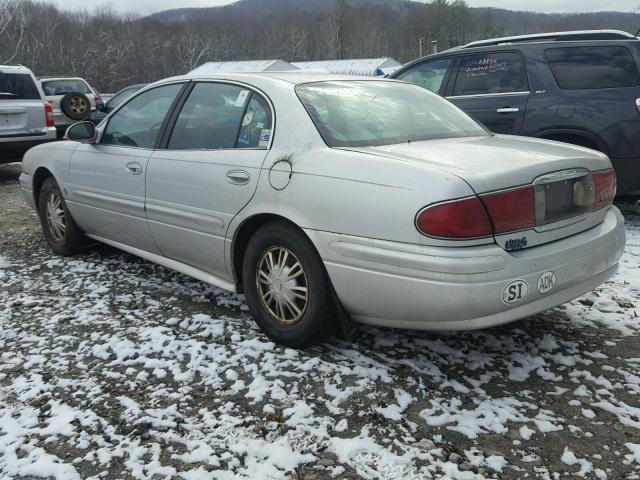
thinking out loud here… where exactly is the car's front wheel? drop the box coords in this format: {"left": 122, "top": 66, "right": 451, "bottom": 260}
{"left": 242, "top": 222, "right": 336, "bottom": 348}
{"left": 38, "top": 177, "right": 85, "bottom": 255}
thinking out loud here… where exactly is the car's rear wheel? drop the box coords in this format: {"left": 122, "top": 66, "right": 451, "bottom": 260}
{"left": 242, "top": 222, "right": 336, "bottom": 348}
{"left": 38, "top": 177, "right": 85, "bottom": 255}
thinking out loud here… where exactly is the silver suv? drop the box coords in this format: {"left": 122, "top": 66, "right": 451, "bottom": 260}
{"left": 39, "top": 77, "right": 98, "bottom": 136}
{"left": 0, "top": 65, "right": 56, "bottom": 163}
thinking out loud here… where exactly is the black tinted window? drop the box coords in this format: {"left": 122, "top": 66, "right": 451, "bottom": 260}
{"left": 453, "top": 52, "right": 528, "bottom": 96}
{"left": 545, "top": 46, "right": 640, "bottom": 90}
{"left": 0, "top": 73, "right": 40, "bottom": 100}
{"left": 169, "top": 83, "right": 271, "bottom": 150}
{"left": 395, "top": 58, "right": 452, "bottom": 93}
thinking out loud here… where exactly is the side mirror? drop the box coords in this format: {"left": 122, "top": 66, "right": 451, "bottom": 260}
{"left": 65, "top": 121, "right": 96, "bottom": 142}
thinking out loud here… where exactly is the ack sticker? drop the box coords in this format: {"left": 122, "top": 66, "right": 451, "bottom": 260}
{"left": 537, "top": 271, "right": 556, "bottom": 294}
{"left": 258, "top": 129, "right": 271, "bottom": 147}
{"left": 502, "top": 279, "right": 528, "bottom": 305}
{"left": 234, "top": 90, "right": 249, "bottom": 107}
{"left": 238, "top": 128, "right": 250, "bottom": 145}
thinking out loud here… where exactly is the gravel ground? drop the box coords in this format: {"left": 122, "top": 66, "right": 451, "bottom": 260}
{"left": 1, "top": 162, "right": 639, "bottom": 480}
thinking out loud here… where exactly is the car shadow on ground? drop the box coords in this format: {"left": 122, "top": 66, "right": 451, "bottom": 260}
{"left": 0, "top": 162, "right": 22, "bottom": 183}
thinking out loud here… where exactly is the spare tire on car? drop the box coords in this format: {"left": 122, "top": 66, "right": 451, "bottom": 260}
{"left": 60, "top": 92, "right": 91, "bottom": 121}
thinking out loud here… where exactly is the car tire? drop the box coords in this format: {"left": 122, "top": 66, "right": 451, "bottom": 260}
{"left": 38, "top": 177, "right": 85, "bottom": 255}
{"left": 242, "top": 222, "right": 336, "bottom": 348}
{"left": 60, "top": 92, "right": 91, "bottom": 121}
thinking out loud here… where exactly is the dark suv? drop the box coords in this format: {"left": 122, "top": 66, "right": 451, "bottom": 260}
{"left": 391, "top": 30, "right": 640, "bottom": 195}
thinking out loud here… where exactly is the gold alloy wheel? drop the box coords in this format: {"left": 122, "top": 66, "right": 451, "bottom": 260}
{"left": 256, "top": 246, "right": 309, "bottom": 325}
{"left": 46, "top": 192, "right": 66, "bottom": 241}
{"left": 69, "top": 96, "right": 87, "bottom": 116}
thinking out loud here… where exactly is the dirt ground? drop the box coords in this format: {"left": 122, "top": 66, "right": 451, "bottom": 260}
{"left": 1, "top": 162, "right": 639, "bottom": 480}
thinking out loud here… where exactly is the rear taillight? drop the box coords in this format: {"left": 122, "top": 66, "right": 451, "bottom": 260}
{"left": 44, "top": 103, "right": 55, "bottom": 127}
{"left": 593, "top": 170, "right": 616, "bottom": 209}
{"left": 416, "top": 186, "right": 535, "bottom": 239}
{"left": 94, "top": 94, "right": 100, "bottom": 107}
{"left": 636, "top": 98, "right": 640, "bottom": 114}
{"left": 481, "top": 187, "right": 535, "bottom": 234}
{"left": 416, "top": 197, "right": 493, "bottom": 239}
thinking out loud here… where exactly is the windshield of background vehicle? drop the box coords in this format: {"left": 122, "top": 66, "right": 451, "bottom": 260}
{"left": 41, "top": 79, "right": 92, "bottom": 96}
{"left": 0, "top": 72, "right": 40, "bottom": 100}
{"left": 296, "top": 80, "right": 489, "bottom": 148}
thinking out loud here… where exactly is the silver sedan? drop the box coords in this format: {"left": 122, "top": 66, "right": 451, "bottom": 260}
{"left": 19, "top": 73, "right": 626, "bottom": 347}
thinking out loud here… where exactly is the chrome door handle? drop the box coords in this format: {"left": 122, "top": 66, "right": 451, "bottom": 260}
{"left": 226, "top": 170, "right": 250, "bottom": 185}
{"left": 497, "top": 107, "right": 520, "bottom": 114}
{"left": 126, "top": 162, "right": 142, "bottom": 175}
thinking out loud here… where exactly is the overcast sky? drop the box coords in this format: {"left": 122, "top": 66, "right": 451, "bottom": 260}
{"left": 45, "top": 0, "right": 639, "bottom": 16}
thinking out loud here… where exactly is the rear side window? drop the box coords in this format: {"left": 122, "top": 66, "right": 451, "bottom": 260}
{"left": 0, "top": 73, "right": 40, "bottom": 100}
{"left": 395, "top": 58, "right": 452, "bottom": 93}
{"left": 41, "top": 79, "right": 92, "bottom": 96}
{"left": 453, "top": 52, "right": 528, "bottom": 96}
{"left": 168, "top": 82, "right": 272, "bottom": 150}
{"left": 545, "top": 46, "right": 640, "bottom": 90}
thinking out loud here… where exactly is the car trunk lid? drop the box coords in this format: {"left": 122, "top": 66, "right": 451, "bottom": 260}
{"left": 342, "top": 135, "right": 614, "bottom": 250}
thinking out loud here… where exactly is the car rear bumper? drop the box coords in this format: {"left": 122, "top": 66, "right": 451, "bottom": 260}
{"left": 0, "top": 129, "right": 57, "bottom": 162}
{"left": 611, "top": 157, "right": 640, "bottom": 196}
{"left": 308, "top": 206, "right": 625, "bottom": 330}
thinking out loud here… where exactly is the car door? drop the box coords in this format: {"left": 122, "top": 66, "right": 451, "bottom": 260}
{"left": 446, "top": 51, "right": 529, "bottom": 134}
{"left": 146, "top": 81, "right": 273, "bottom": 278}
{"left": 65, "top": 82, "right": 185, "bottom": 253}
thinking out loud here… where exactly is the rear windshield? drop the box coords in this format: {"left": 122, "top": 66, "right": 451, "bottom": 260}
{"left": 0, "top": 72, "right": 40, "bottom": 100}
{"left": 41, "top": 79, "right": 92, "bottom": 96}
{"left": 296, "top": 80, "right": 488, "bottom": 148}
{"left": 545, "top": 46, "right": 640, "bottom": 90}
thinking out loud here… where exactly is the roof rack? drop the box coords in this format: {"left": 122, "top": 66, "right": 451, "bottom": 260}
{"left": 462, "top": 30, "right": 638, "bottom": 49}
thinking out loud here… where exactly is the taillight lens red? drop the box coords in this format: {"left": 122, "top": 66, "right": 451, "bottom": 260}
{"left": 44, "top": 103, "right": 55, "bottom": 127}
{"left": 416, "top": 197, "right": 493, "bottom": 239}
{"left": 593, "top": 170, "right": 616, "bottom": 209}
{"left": 481, "top": 187, "right": 535, "bottom": 234}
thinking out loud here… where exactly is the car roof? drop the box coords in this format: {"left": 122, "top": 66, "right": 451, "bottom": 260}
{"left": 394, "top": 32, "right": 640, "bottom": 74}
{"left": 152, "top": 71, "right": 394, "bottom": 87}
{"left": 0, "top": 65, "right": 33, "bottom": 74}
{"left": 39, "top": 77, "right": 89, "bottom": 83}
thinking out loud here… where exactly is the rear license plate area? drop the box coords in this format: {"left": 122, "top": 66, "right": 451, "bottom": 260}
{"left": 535, "top": 176, "right": 593, "bottom": 225}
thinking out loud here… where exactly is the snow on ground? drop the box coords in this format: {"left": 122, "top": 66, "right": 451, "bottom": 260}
{"left": 1, "top": 190, "right": 639, "bottom": 479}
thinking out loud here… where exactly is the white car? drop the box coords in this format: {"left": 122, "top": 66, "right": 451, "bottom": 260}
{"left": 39, "top": 77, "right": 98, "bottom": 135}
{"left": 0, "top": 65, "right": 56, "bottom": 163}
{"left": 20, "top": 73, "right": 625, "bottom": 347}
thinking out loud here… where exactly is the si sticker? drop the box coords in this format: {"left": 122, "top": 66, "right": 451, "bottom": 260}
{"left": 537, "top": 271, "right": 556, "bottom": 294}
{"left": 502, "top": 279, "right": 528, "bottom": 305}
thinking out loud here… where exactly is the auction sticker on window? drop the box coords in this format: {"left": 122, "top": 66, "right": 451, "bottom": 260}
{"left": 537, "top": 271, "right": 556, "bottom": 294}
{"left": 502, "top": 279, "right": 528, "bottom": 305}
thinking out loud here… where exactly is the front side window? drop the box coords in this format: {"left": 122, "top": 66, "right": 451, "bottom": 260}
{"left": 296, "top": 80, "right": 488, "bottom": 148}
{"left": 41, "top": 79, "right": 92, "bottom": 96}
{"left": 453, "top": 52, "right": 528, "bottom": 96}
{"left": 545, "top": 46, "right": 640, "bottom": 90}
{"left": 101, "top": 83, "right": 182, "bottom": 149}
{"left": 395, "top": 58, "right": 452, "bottom": 93}
{"left": 168, "top": 83, "right": 272, "bottom": 150}
{"left": 0, "top": 73, "right": 40, "bottom": 100}
{"left": 106, "top": 87, "right": 140, "bottom": 113}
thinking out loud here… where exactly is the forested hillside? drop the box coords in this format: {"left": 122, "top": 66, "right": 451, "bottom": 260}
{"left": 0, "top": 0, "right": 638, "bottom": 92}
